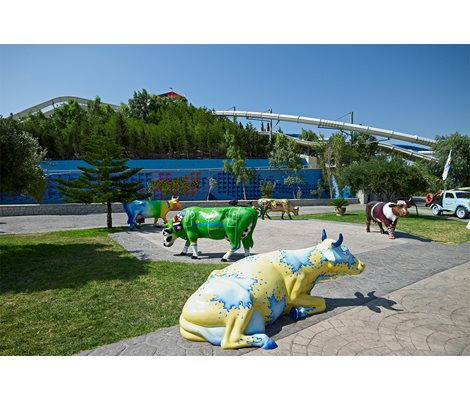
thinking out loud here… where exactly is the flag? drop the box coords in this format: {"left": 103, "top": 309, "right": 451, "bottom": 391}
{"left": 442, "top": 149, "right": 452, "bottom": 181}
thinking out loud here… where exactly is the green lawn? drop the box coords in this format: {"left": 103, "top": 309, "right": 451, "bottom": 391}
{"left": 293, "top": 211, "right": 470, "bottom": 245}
{"left": 0, "top": 228, "right": 219, "bottom": 356}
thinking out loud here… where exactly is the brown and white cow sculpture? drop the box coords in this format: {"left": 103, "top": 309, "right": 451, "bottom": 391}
{"left": 258, "top": 198, "right": 300, "bottom": 220}
{"left": 365, "top": 199, "right": 412, "bottom": 239}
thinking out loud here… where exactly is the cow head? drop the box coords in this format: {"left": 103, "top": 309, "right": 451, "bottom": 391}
{"left": 390, "top": 199, "right": 411, "bottom": 218}
{"left": 162, "top": 211, "right": 186, "bottom": 247}
{"left": 293, "top": 206, "right": 300, "bottom": 216}
{"left": 318, "top": 230, "right": 365, "bottom": 276}
{"left": 168, "top": 196, "right": 183, "bottom": 211}
{"left": 162, "top": 224, "right": 177, "bottom": 247}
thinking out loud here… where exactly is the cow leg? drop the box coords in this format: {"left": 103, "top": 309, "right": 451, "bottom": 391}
{"left": 281, "top": 211, "right": 284, "bottom": 220}
{"left": 365, "top": 203, "right": 373, "bottom": 232}
{"left": 221, "top": 247, "right": 239, "bottom": 262}
{"left": 179, "top": 240, "right": 190, "bottom": 256}
{"left": 242, "top": 232, "right": 254, "bottom": 257}
{"left": 387, "top": 226, "right": 395, "bottom": 239}
{"left": 288, "top": 294, "right": 326, "bottom": 318}
{"left": 288, "top": 212, "right": 292, "bottom": 220}
{"left": 377, "top": 222, "right": 385, "bottom": 234}
{"left": 189, "top": 243, "right": 199, "bottom": 259}
{"left": 221, "top": 307, "right": 277, "bottom": 350}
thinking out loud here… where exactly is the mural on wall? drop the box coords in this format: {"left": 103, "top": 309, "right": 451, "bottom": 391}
{"left": 147, "top": 172, "right": 202, "bottom": 198}
{"left": 0, "top": 160, "right": 324, "bottom": 204}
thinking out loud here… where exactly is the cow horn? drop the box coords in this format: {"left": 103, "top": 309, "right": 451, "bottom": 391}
{"left": 332, "top": 233, "right": 343, "bottom": 248}
{"left": 321, "top": 229, "right": 327, "bottom": 241}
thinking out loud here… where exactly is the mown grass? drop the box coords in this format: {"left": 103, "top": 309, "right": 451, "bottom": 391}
{"left": 0, "top": 228, "right": 219, "bottom": 356}
{"left": 292, "top": 211, "right": 470, "bottom": 245}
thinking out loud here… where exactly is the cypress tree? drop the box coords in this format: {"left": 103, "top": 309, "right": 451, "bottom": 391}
{"left": 55, "top": 134, "right": 146, "bottom": 228}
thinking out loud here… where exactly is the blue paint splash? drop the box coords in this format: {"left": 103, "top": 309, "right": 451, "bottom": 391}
{"left": 321, "top": 245, "right": 356, "bottom": 269}
{"left": 266, "top": 293, "right": 286, "bottom": 324}
{"left": 280, "top": 248, "right": 314, "bottom": 273}
{"left": 205, "top": 273, "right": 258, "bottom": 311}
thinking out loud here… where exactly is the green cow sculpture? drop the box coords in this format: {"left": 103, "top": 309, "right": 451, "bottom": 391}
{"left": 162, "top": 207, "right": 258, "bottom": 262}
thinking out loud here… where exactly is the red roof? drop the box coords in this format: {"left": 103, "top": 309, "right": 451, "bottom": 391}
{"left": 158, "top": 91, "right": 185, "bottom": 99}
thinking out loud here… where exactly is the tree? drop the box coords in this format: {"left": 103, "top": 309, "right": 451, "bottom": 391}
{"left": 55, "top": 135, "right": 146, "bottom": 228}
{"left": 128, "top": 89, "right": 151, "bottom": 121}
{"left": 340, "top": 155, "right": 429, "bottom": 201}
{"left": 298, "top": 129, "right": 320, "bottom": 142}
{"left": 427, "top": 132, "right": 470, "bottom": 188}
{"left": 269, "top": 134, "right": 304, "bottom": 198}
{"left": 310, "top": 178, "right": 324, "bottom": 199}
{"left": 0, "top": 116, "right": 47, "bottom": 202}
{"left": 224, "top": 127, "right": 257, "bottom": 200}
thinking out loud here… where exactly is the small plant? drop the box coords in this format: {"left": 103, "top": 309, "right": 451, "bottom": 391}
{"left": 328, "top": 197, "right": 348, "bottom": 208}
{"left": 328, "top": 197, "right": 348, "bottom": 216}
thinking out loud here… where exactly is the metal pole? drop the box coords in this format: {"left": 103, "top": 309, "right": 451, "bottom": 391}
{"left": 269, "top": 108, "right": 272, "bottom": 143}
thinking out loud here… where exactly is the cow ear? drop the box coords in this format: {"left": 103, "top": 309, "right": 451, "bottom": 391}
{"left": 321, "top": 229, "right": 327, "bottom": 241}
{"left": 389, "top": 203, "right": 397, "bottom": 208}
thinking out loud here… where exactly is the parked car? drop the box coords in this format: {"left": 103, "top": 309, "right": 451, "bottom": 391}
{"left": 425, "top": 190, "right": 470, "bottom": 219}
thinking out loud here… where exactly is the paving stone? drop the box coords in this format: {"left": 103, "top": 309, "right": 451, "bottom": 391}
{"left": 292, "top": 334, "right": 311, "bottom": 346}
{"left": 86, "top": 342, "right": 127, "bottom": 356}
{"left": 444, "top": 337, "right": 470, "bottom": 355}
{"left": 120, "top": 343, "right": 158, "bottom": 356}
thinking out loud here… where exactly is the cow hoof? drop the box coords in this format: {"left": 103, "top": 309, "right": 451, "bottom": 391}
{"left": 261, "top": 338, "right": 278, "bottom": 350}
{"left": 191, "top": 256, "right": 198, "bottom": 259}
{"left": 220, "top": 258, "right": 229, "bottom": 262}
{"left": 289, "top": 307, "right": 300, "bottom": 321}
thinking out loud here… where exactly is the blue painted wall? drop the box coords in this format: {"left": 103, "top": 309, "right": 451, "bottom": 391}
{"left": 0, "top": 159, "right": 324, "bottom": 204}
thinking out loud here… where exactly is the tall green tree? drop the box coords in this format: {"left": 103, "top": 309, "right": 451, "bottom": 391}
{"left": 427, "top": 132, "right": 470, "bottom": 188}
{"left": 269, "top": 134, "right": 303, "bottom": 198}
{"left": 0, "top": 116, "right": 47, "bottom": 202}
{"left": 55, "top": 135, "right": 146, "bottom": 228}
{"left": 340, "top": 155, "right": 429, "bottom": 201}
{"left": 224, "top": 127, "right": 257, "bottom": 200}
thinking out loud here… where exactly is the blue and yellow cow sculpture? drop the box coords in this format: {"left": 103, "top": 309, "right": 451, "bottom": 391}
{"left": 179, "top": 230, "right": 365, "bottom": 350}
{"left": 123, "top": 197, "right": 182, "bottom": 230}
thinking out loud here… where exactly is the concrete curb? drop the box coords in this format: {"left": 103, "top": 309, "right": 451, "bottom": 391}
{"left": 0, "top": 198, "right": 359, "bottom": 216}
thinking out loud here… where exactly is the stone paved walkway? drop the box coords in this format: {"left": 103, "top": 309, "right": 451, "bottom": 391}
{"left": 246, "top": 261, "right": 470, "bottom": 356}
{"left": 78, "top": 239, "right": 470, "bottom": 356}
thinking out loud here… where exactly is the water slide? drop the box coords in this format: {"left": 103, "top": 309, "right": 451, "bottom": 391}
{"left": 214, "top": 110, "right": 436, "bottom": 147}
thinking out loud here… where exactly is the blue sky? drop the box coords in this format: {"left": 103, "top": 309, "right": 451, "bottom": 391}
{"left": 0, "top": 44, "right": 469, "bottom": 140}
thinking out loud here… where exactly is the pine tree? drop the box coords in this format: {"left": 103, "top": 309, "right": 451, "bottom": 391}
{"left": 55, "top": 135, "right": 146, "bottom": 228}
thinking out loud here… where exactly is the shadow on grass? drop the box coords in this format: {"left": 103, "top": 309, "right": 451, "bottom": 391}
{"left": 0, "top": 241, "right": 150, "bottom": 294}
